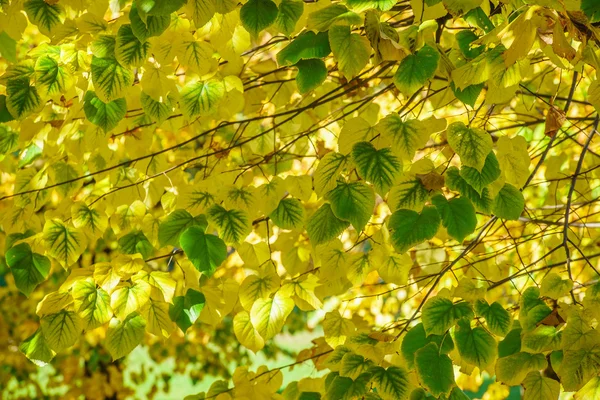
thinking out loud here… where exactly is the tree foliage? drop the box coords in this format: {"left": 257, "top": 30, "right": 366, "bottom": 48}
{"left": 1, "top": 0, "right": 600, "bottom": 398}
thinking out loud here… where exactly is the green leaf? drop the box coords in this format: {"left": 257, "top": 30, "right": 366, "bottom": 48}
{"left": 240, "top": 0, "right": 279, "bottom": 38}
{"left": 454, "top": 319, "right": 497, "bottom": 370}
{"left": 388, "top": 206, "right": 441, "bottom": 253}
{"left": 446, "top": 122, "right": 493, "bottom": 171}
{"left": 369, "top": 366, "right": 411, "bottom": 400}
{"left": 140, "top": 91, "right": 172, "bottom": 123}
{"left": 495, "top": 352, "right": 547, "bottom": 386}
{"left": 179, "top": 79, "right": 225, "bottom": 118}
{"left": 582, "top": 0, "right": 600, "bottom": 23}
{"left": 110, "top": 281, "right": 151, "bottom": 320}
{"left": 42, "top": 219, "right": 86, "bottom": 268}
{"left": 540, "top": 272, "right": 573, "bottom": 299}
{"left": 35, "top": 55, "right": 73, "bottom": 97}
{"left": 105, "top": 312, "right": 146, "bottom": 360}
{"left": 72, "top": 278, "right": 112, "bottom": 330}
{"left": 401, "top": 323, "right": 454, "bottom": 369}
{"left": 135, "top": 0, "right": 186, "bottom": 15}
{"left": 91, "top": 57, "right": 132, "bottom": 104}
{"left": 83, "top": 91, "right": 127, "bottom": 132}
{"left": 327, "top": 181, "right": 375, "bottom": 232}
{"left": 306, "top": 203, "right": 350, "bottom": 246}
{"left": 129, "top": 3, "right": 170, "bottom": 42}
{"left": 329, "top": 25, "right": 371, "bottom": 79}
{"left": 451, "top": 82, "right": 484, "bottom": 108}
{"left": 445, "top": 167, "right": 493, "bottom": 213}
{"left": 498, "top": 326, "right": 522, "bottom": 358}
{"left": 296, "top": 59, "right": 328, "bottom": 94}
{"left": 421, "top": 296, "right": 474, "bottom": 336}
{"left": 415, "top": 342, "right": 455, "bottom": 397}
{"left": 325, "top": 373, "right": 371, "bottom": 400}
{"left": 522, "top": 325, "right": 561, "bottom": 353}
{"left": 23, "top": 0, "right": 64, "bottom": 34}
{"left": 314, "top": 152, "right": 350, "bottom": 196}
{"left": 0, "top": 95, "right": 15, "bottom": 122}
{"left": 6, "top": 78, "right": 41, "bottom": 119}
{"left": 340, "top": 353, "right": 373, "bottom": 380}
{"left": 307, "top": 4, "right": 362, "bottom": 32}
{"left": 455, "top": 30, "right": 483, "bottom": 59}
{"left": 275, "top": 0, "right": 304, "bottom": 36}
{"left": 352, "top": 141, "right": 401, "bottom": 194}
{"left": 169, "top": 289, "right": 206, "bottom": 332}
{"left": 387, "top": 176, "right": 430, "bottom": 212}
{"left": 277, "top": 31, "right": 331, "bottom": 66}
{"left": 378, "top": 114, "right": 431, "bottom": 160}
{"left": 269, "top": 198, "right": 305, "bottom": 230}
{"left": 459, "top": 152, "right": 500, "bottom": 194}
{"left": 207, "top": 204, "right": 251, "bottom": 244}
{"left": 394, "top": 45, "right": 439, "bottom": 96}
{"left": 443, "top": 0, "right": 484, "bottom": 16}
{"left": 115, "top": 24, "right": 150, "bottom": 67}
{"left": 19, "top": 328, "right": 55, "bottom": 367}
{"left": 522, "top": 371, "right": 560, "bottom": 400}
{"left": 41, "top": 310, "right": 82, "bottom": 351}
{"left": 158, "top": 209, "right": 207, "bottom": 247}
{"left": 0, "top": 124, "right": 19, "bottom": 154}
{"left": 91, "top": 35, "right": 116, "bottom": 58}
{"left": 346, "top": 0, "right": 397, "bottom": 12}
{"left": 474, "top": 299, "right": 512, "bottom": 337}
{"left": 6, "top": 243, "right": 51, "bottom": 297}
{"left": 250, "top": 291, "right": 294, "bottom": 340}
{"left": 118, "top": 230, "right": 153, "bottom": 259}
{"left": 431, "top": 195, "right": 477, "bottom": 242}
{"left": 180, "top": 226, "right": 227, "bottom": 276}
{"left": 0, "top": 31, "right": 17, "bottom": 63}
{"left": 493, "top": 183, "right": 524, "bottom": 220}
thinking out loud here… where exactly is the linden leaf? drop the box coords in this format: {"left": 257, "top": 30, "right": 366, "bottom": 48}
{"left": 105, "top": 313, "right": 146, "bottom": 360}
{"left": 329, "top": 25, "right": 371, "bottom": 79}
{"left": 446, "top": 122, "right": 493, "bottom": 171}
{"left": 179, "top": 226, "right": 227, "bottom": 276}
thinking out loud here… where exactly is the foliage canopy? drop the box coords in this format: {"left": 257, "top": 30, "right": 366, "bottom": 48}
{"left": 1, "top": 0, "right": 600, "bottom": 398}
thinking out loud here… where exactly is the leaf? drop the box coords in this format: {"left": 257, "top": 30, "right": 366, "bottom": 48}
{"left": 296, "top": 59, "right": 328, "bottom": 94}
{"left": 140, "top": 91, "right": 172, "bottom": 123}
{"left": 158, "top": 209, "right": 207, "bottom": 247}
{"left": 387, "top": 176, "right": 430, "bottom": 212}
{"left": 496, "top": 135, "right": 530, "bottom": 189}
{"left": 83, "top": 91, "right": 127, "bottom": 132}
{"left": 72, "top": 278, "right": 112, "bottom": 330}
{"left": 559, "top": 346, "right": 600, "bottom": 391}
{"left": 369, "top": 366, "right": 411, "bottom": 400}
{"left": 445, "top": 167, "right": 493, "bottom": 213}
{"left": 240, "top": 0, "right": 279, "bottom": 38}
{"left": 414, "top": 342, "right": 455, "bottom": 397}
{"left": 378, "top": 114, "right": 431, "bottom": 160}
{"left": 352, "top": 141, "right": 401, "bottom": 194}
{"left": 118, "top": 230, "right": 153, "bottom": 259}
{"left": 23, "top": 0, "right": 64, "bottom": 34}
{"left": 250, "top": 291, "right": 294, "bottom": 340}
{"left": 275, "top": 0, "right": 304, "bottom": 36}
{"left": 446, "top": 122, "right": 493, "bottom": 171}
{"left": 105, "top": 312, "right": 147, "bottom": 360}
{"left": 169, "top": 289, "right": 206, "bottom": 332}
{"left": 492, "top": 183, "right": 524, "bottom": 220}
{"left": 19, "top": 328, "right": 55, "bottom": 366}
{"left": 431, "top": 195, "right": 477, "bottom": 242}
{"left": 234, "top": 310, "right": 265, "bottom": 352}
{"left": 340, "top": 353, "right": 373, "bottom": 380}
{"left": 421, "top": 296, "right": 474, "bottom": 336}
{"left": 459, "top": 152, "right": 500, "bottom": 194}
{"left": 377, "top": 253, "right": 412, "bottom": 286}
{"left": 540, "top": 272, "right": 573, "bottom": 299}
{"left": 141, "top": 299, "right": 174, "bottom": 339}
{"left": 474, "top": 299, "right": 512, "bottom": 337}
{"left": 41, "top": 310, "right": 82, "bottom": 351}
{"left": 6, "top": 243, "right": 51, "bottom": 297}
{"left": 454, "top": 319, "right": 497, "bottom": 370}
{"left": 388, "top": 206, "right": 441, "bottom": 253}
{"left": 307, "top": 4, "right": 362, "bottom": 32}
{"left": 325, "top": 373, "right": 371, "bottom": 400}
{"left": 34, "top": 55, "right": 73, "bottom": 97}
{"left": 576, "top": 376, "right": 600, "bottom": 400}
{"left": 43, "top": 219, "right": 86, "bottom": 268}
{"left": 185, "top": 0, "right": 215, "bottom": 29}
{"left": 6, "top": 78, "right": 41, "bottom": 119}
{"left": 179, "top": 79, "right": 225, "bottom": 118}
{"left": 239, "top": 265, "right": 280, "bottom": 310}
{"left": 110, "top": 280, "right": 151, "bottom": 320}
{"left": 346, "top": 0, "right": 397, "bottom": 12}
{"left": 180, "top": 226, "right": 227, "bottom": 276}
{"left": 401, "top": 323, "right": 454, "bottom": 369}
{"left": 207, "top": 204, "right": 251, "bottom": 244}
{"left": 306, "top": 203, "right": 350, "bottom": 246}
{"left": 277, "top": 31, "right": 331, "bottom": 66}
{"left": 326, "top": 181, "right": 375, "bottom": 232}
{"left": 323, "top": 311, "right": 355, "bottom": 348}
{"left": 495, "top": 352, "right": 547, "bottom": 386}
{"left": 443, "top": 0, "right": 481, "bottom": 15}
{"left": 394, "top": 44, "right": 439, "bottom": 96}
{"left": 269, "top": 198, "right": 305, "bottom": 230}
{"left": 314, "top": 152, "right": 350, "bottom": 196}
{"left": 0, "top": 31, "right": 17, "bottom": 63}
{"left": 0, "top": 95, "right": 15, "bottom": 123}
{"left": 90, "top": 56, "right": 133, "bottom": 102}
{"left": 129, "top": 4, "right": 169, "bottom": 42}
{"left": 180, "top": 39, "right": 217, "bottom": 76}
{"left": 136, "top": 0, "right": 187, "bottom": 15}
{"left": 582, "top": 0, "right": 600, "bottom": 23}
{"left": 329, "top": 25, "right": 371, "bottom": 79}
{"left": 115, "top": 24, "right": 150, "bottom": 67}
{"left": 71, "top": 202, "right": 108, "bottom": 235}
{"left": 523, "top": 371, "right": 560, "bottom": 400}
